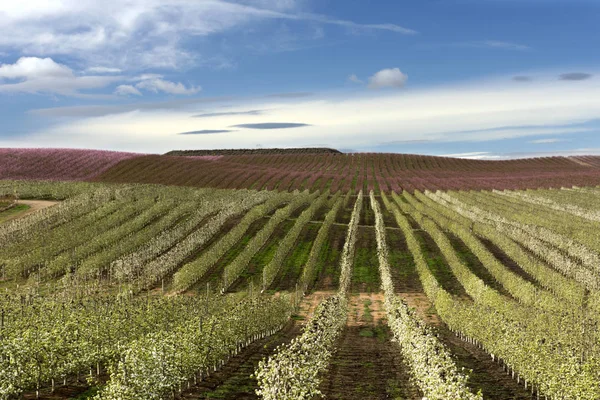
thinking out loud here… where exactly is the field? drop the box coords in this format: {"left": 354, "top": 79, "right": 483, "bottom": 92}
{"left": 1, "top": 148, "right": 600, "bottom": 400}
{"left": 4, "top": 148, "right": 600, "bottom": 192}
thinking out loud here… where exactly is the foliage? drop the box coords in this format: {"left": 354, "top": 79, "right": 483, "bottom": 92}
{"left": 221, "top": 190, "right": 318, "bottom": 291}
{"left": 371, "top": 191, "right": 481, "bottom": 400}
{"left": 254, "top": 191, "right": 362, "bottom": 399}
{"left": 261, "top": 191, "right": 330, "bottom": 291}
{"left": 96, "top": 295, "right": 292, "bottom": 400}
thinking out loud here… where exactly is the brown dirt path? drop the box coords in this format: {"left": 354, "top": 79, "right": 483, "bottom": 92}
{"left": 18, "top": 200, "right": 58, "bottom": 214}
{"left": 319, "top": 293, "right": 422, "bottom": 400}
{"left": 0, "top": 200, "right": 58, "bottom": 223}
{"left": 398, "top": 292, "right": 441, "bottom": 325}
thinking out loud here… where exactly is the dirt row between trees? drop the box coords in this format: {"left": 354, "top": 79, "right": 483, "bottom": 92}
{"left": 0, "top": 200, "right": 58, "bottom": 224}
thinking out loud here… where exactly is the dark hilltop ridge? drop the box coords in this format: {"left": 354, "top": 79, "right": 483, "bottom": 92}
{"left": 165, "top": 148, "right": 343, "bottom": 156}
{"left": 2, "top": 147, "right": 600, "bottom": 192}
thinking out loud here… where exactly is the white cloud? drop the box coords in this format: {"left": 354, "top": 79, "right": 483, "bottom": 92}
{"left": 0, "top": 57, "right": 120, "bottom": 96}
{"left": 0, "top": 1, "right": 415, "bottom": 71}
{"left": 115, "top": 85, "right": 142, "bottom": 96}
{"left": 348, "top": 74, "right": 363, "bottom": 84}
{"left": 529, "top": 138, "right": 566, "bottom": 144}
{"left": 367, "top": 68, "right": 408, "bottom": 89}
{"left": 87, "top": 66, "right": 122, "bottom": 74}
{"left": 0, "top": 57, "right": 72, "bottom": 79}
{"left": 0, "top": 57, "right": 200, "bottom": 97}
{"left": 135, "top": 78, "right": 201, "bottom": 95}
{"left": 132, "top": 74, "right": 164, "bottom": 82}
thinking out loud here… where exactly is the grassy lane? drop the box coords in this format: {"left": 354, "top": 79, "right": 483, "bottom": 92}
{"left": 411, "top": 223, "right": 470, "bottom": 298}
{"left": 270, "top": 223, "right": 320, "bottom": 292}
{"left": 227, "top": 218, "right": 296, "bottom": 292}
{"left": 313, "top": 224, "right": 346, "bottom": 292}
{"left": 185, "top": 216, "right": 271, "bottom": 293}
{"left": 358, "top": 195, "right": 375, "bottom": 226}
{"left": 351, "top": 226, "right": 380, "bottom": 293}
{"left": 386, "top": 228, "right": 423, "bottom": 293}
{"left": 0, "top": 203, "right": 30, "bottom": 223}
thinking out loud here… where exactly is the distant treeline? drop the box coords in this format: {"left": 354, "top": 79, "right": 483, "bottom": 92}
{"left": 164, "top": 148, "right": 342, "bottom": 156}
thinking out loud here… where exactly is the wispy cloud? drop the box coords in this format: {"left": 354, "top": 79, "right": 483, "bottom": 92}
{"left": 115, "top": 85, "right": 142, "bottom": 96}
{"left": 0, "top": 1, "right": 415, "bottom": 71}
{"left": 559, "top": 72, "right": 593, "bottom": 81}
{"left": 441, "top": 152, "right": 503, "bottom": 160}
{"left": 178, "top": 129, "right": 234, "bottom": 134}
{"left": 231, "top": 122, "right": 311, "bottom": 129}
{"left": 299, "top": 13, "right": 416, "bottom": 35}
{"left": 193, "top": 110, "right": 265, "bottom": 118}
{"left": 348, "top": 74, "right": 364, "bottom": 84}
{"left": 265, "top": 92, "right": 313, "bottom": 98}
{"left": 87, "top": 67, "right": 122, "bottom": 74}
{"left": 513, "top": 76, "right": 533, "bottom": 82}
{"left": 529, "top": 138, "right": 567, "bottom": 144}
{"left": 432, "top": 125, "right": 592, "bottom": 143}
{"left": 443, "top": 149, "right": 600, "bottom": 161}
{"left": 463, "top": 40, "right": 530, "bottom": 51}
{"left": 136, "top": 77, "right": 201, "bottom": 95}
{"left": 30, "top": 97, "right": 232, "bottom": 117}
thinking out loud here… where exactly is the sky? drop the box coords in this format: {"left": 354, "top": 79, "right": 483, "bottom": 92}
{"left": 0, "top": 0, "right": 599, "bottom": 158}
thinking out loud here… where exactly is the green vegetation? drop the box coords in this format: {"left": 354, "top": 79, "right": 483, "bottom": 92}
{"left": 0, "top": 203, "right": 30, "bottom": 223}
{"left": 1, "top": 180, "right": 600, "bottom": 400}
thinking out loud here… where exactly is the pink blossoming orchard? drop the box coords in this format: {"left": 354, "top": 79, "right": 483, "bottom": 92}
{"left": 1, "top": 147, "right": 600, "bottom": 399}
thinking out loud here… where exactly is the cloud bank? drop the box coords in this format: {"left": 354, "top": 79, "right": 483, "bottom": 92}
{"left": 12, "top": 72, "right": 600, "bottom": 153}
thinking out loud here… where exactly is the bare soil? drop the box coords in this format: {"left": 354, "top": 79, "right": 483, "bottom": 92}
{"left": 398, "top": 292, "right": 441, "bottom": 325}
{"left": 319, "top": 295, "right": 422, "bottom": 400}
{"left": 297, "top": 290, "right": 335, "bottom": 321}
{"left": 0, "top": 200, "right": 58, "bottom": 223}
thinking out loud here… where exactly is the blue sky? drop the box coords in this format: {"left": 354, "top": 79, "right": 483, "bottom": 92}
{"left": 0, "top": 0, "right": 599, "bottom": 157}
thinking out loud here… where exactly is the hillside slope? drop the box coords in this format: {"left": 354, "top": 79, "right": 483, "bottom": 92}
{"left": 3, "top": 148, "right": 600, "bottom": 192}
{"left": 94, "top": 152, "right": 600, "bottom": 192}
{"left": 0, "top": 148, "right": 144, "bottom": 181}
